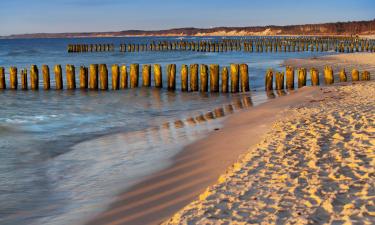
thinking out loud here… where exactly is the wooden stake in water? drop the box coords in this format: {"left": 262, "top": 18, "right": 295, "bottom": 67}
{"left": 339, "top": 68, "right": 347, "bottom": 82}
{"left": 200, "top": 64, "right": 208, "bottom": 92}
{"left": 54, "top": 65, "right": 63, "bottom": 90}
{"left": 0, "top": 67, "right": 5, "bottom": 89}
{"left": 112, "top": 64, "right": 120, "bottom": 90}
{"left": 10, "top": 66, "right": 17, "bottom": 90}
{"left": 167, "top": 64, "right": 176, "bottom": 91}
{"left": 361, "top": 70, "right": 370, "bottom": 81}
{"left": 99, "top": 64, "right": 108, "bottom": 90}
{"left": 66, "top": 64, "right": 76, "bottom": 89}
{"left": 142, "top": 64, "right": 151, "bottom": 87}
{"left": 230, "top": 64, "right": 239, "bottom": 93}
{"left": 42, "top": 65, "right": 50, "bottom": 90}
{"left": 209, "top": 64, "right": 219, "bottom": 92}
{"left": 30, "top": 65, "right": 39, "bottom": 90}
{"left": 221, "top": 66, "right": 229, "bottom": 93}
{"left": 181, "top": 64, "right": 188, "bottom": 91}
{"left": 190, "top": 64, "right": 199, "bottom": 91}
{"left": 21, "top": 69, "right": 28, "bottom": 90}
{"left": 265, "top": 69, "right": 273, "bottom": 91}
{"left": 324, "top": 66, "right": 334, "bottom": 85}
{"left": 130, "top": 64, "right": 139, "bottom": 88}
{"left": 89, "top": 64, "right": 98, "bottom": 90}
{"left": 310, "top": 68, "right": 320, "bottom": 86}
{"left": 298, "top": 68, "right": 307, "bottom": 88}
{"left": 153, "top": 64, "right": 162, "bottom": 88}
{"left": 80, "top": 66, "right": 88, "bottom": 89}
{"left": 120, "top": 65, "right": 128, "bottom": 89}
{"left": 351, "top": 69, "right": 359, "bottom": 81}
{"left": 275, "top": 71, "right": 284, "bottom": 90}
{"left": 286, "top": 66, "right": 294, "bottom": 89}
{"left": 240, "top": 64, "right": 249, "bottom": 92}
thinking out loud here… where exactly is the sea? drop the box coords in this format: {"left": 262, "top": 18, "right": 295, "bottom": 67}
{"left": 0, "top": 36, "right": 335, "bottom": 225}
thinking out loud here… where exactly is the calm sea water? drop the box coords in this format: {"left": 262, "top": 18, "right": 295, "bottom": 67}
{"left": 0, "top": 37, "right": 334, "bottom": 225}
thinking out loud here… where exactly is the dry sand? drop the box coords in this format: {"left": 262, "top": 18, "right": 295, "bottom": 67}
{"left": 164, "top": 81, "right": 375, "bottom": 225}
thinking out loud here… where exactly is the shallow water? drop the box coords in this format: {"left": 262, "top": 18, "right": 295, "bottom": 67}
{"left": 0, "top": 36, "right": 334, "bottom": 225}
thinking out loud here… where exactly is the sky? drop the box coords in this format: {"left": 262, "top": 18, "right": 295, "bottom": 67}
{"left": 0, "top": 0, "right": 374, "bottom": 36}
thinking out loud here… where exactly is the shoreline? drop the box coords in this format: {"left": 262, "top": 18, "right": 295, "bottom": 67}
{"left": 87, "top": 87, "right": 319, "bottom": 225}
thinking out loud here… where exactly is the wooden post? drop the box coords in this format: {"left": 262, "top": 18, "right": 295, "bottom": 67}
{"left": 200, "top": 64, "right": 208, "bottom": 92}
{"left": 209, "top": 64, "right": 219, "bottom": 92}
{"left": 89, "top": 64, "right": 98, "bottom": 90}
{"left": 324, "top": 66, "right": 334, "bottom": 85}
{"left": 66, "top": 64, "right": 76, "bottom": 89}
{"left": 239, "top": 64, "right": 249, "bottom": 92}
{"left": 339, "top": 68, "right": 347, "bottom": 82}
{"left": 153, "top": 64, "right": 162, "bottom": 88}
{"left": 120, "top": 65, "right": 128, "bottom": 89}
{"left": 167, "top": 64, "right": 176, "bottom": 91}
{"left": 42, "top": 65, "right": 50, "bottom": 90}
{"left": 80, "top": 66, "right": 88, "bottom": 89}
{"left": 99, "top": 64, "right": 108, "bottom": 90}
{"left": 310, "top": 68, "right": 320, "bottom": 86}
{"left": 230, "top": 64, "right": 239, "bottom": 93}
{"left": 286, "top": 66, "right": 294, "bottom": 89}
{"left": 54, "top": 65, "right": 63, "bottom": 90}
{"left": 190, "top": 64, "right": 199, "bottom": 91}
{"left": 351, "top": 69, "right": 359, "bottom": 81}
{"left": 181, "top": 64, "right": 188, "bottom": 91}
{"left": 298, "top": 68, "right": 307, "bottom": 88}
{"left": 265, "top": 69, "right": 273, "bottom": 91}
{"left": 21, "top": 69, "right": 28, "bottom": 90}
{"left": 0, "top": 67, "right": 5, "bottom": 89}
{"left": 221, "top": 67, "right": 229, "bottom": 93}
{"left": 30, "top": 65, "right": 39, "bottom": 90}
{"left": 275, "top": 71, "right": 284, "bottom": 90}
{"left": 361, "top": 71, "right": 370, "bottom": 81}
{"left": 112, "top": 64, "right": 120, "bottom": 90}
{"left": 130, "top": 64, "right": 139, "bottom": 88}
{"left": 10, "top": 67, "right": 17, "bottom": 90}
{"left": 142, "top": 64, "right": 151, "bottom": 87}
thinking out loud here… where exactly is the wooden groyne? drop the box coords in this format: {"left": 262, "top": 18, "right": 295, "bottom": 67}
{"left": 0, "top": 64, "right": 371, "bottom": 92}
{"left": 67, "top": 36, "right": 375, "bottom": 53}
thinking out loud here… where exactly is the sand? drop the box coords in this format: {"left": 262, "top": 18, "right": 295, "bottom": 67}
{"left": 164, "top": 81, "right": 375, "bottom": 225}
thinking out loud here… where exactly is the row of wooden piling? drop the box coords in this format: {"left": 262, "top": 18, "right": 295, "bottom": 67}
{"left": 67, "top": 44, "right": 115, "bottom": 52}
{"left": 0, "top": 64, "right": 250, "bottom": 93}
{"left": 265, "top": 66, "right": 371, "bottom": 91}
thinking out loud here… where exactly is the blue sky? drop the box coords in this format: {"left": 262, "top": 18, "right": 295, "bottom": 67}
{"left": 0, "top": 0, "right": 374, "bottom": 35}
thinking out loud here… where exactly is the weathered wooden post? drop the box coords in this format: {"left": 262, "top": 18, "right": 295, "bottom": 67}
{"left": 298, "top": 68, "right": 307, "bottom": 88}
{"left": 200, "top": 64, "right": 208, "bottom": 92}
{"left": 10, "top": 67, "right": 17, "bottom": 89}
{"left": 111, "top": 64, "right": 119, "bottom": 90}
{"left": 230, "top": 64, "right": 239, "bottom": 93}
{"left": 167, "top": 64, "right": 176, "bottom": 91}
{"left": 209, "top": 64, "right": 219, "bottom": 92}
{"left": 286, "top": 66, "right": 294, "bottom": 89}
{"left": 42, "top": 65, "right": 50, "bottom": 90}
{"left": 221, "top": 67, "right": 229, "bottom": 93}
{"left": 275, "top": 71, "right": 284, "bottom": 90}
{"left": 265, "top": 69, "right": 273, "bottom": 91}
{"left": 30, "top": 65, "right": 39, "bottom": 90}
{"left": 324, "top": 66, "right": 334, "bottom": 85}
{"left": 351, "top": 69, "right": 359, "bottom": 81}
{"left": 153, "top": 64, "right": 162, "bottom": 88}
{"left": 99, "top": 64, "right": 108, "bottom": 90}
{"left": 120, "top": 65, "right": 128, "bottom": 89}
{"left": 66, "top": 64, "right": 76, "bottom": 89}
{"left": 361, "top": 71, "right": 370, "bottom": 81}
{"left": 130, "top": 64, "right": 139, "bottom": 88}
{"left": 181, "top": 64, "right": 188, "bottom": 91}
{"left": 142, "top": 64, "right": 151, "bottom": 87}
{"left": 80, "top": 66, "right": 88, "bottom": 89}
{"left": 239, "top": 64, "right": 249, "bottom": 92}
{"left": 190, "top": 64, "right": 199, "bottom": 91}
{"left": 310, "top": 68, "right": 320, "bottom": 86}
{"left": 339, "top": 68, "right": 347, "bottom": 82}
{"left": 21, "top": 69, "right": 28, "bottom": 90}
{"left": 0, "top": 67, "right": 5, "bottom": 89}
{"left": 89, "top": 64, "right": 98, "bottom": 90}
{"left": 54, "top": 65, "right": 63, "bottom": 90}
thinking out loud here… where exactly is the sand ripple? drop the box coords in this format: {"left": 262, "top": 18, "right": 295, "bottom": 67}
{"left": 164, "top": 82, "right": 375, "bottom": 225}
